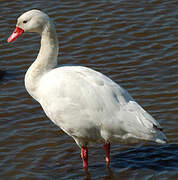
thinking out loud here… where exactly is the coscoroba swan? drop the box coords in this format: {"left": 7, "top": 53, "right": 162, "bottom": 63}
{"left": 8, "top": 10, "right": 167, "bottom": 169}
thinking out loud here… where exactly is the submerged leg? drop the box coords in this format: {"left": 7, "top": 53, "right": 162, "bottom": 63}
{"left": 104, "top": 142, "right": 110, "bottom": 166}
{"left": 81, "top": 146, "right": 88, "bottom": 169}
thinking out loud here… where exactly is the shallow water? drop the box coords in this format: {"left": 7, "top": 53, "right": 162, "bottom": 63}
{"left": 0, "top": 0, "right": 178, "bottom": 179}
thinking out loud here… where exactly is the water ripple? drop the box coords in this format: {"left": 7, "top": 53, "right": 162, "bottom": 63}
{"left": 0, "top": 0, "right": 178, "bottom": 179}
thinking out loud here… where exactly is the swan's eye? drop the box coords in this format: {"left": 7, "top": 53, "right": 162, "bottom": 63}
{"left": 23, "top": 20, "right": 27, "bottom": 24}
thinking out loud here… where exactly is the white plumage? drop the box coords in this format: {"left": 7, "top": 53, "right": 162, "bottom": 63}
{"left": 8, "top": 10, "right": 167, "bottom": 169}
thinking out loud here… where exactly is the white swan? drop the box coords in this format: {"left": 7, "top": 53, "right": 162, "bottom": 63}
{"left": 8, "top": 10, "right": 167, "bottom": 169}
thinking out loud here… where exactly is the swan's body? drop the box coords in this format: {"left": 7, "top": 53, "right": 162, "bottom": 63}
{"left": 8, "top": 10, "right": 167, "bottom": 169}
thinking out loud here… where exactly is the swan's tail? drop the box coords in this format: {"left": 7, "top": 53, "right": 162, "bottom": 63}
{"left": 153, "top": 127, "right": 168, "bottom": 144}
{"left": 118, "top": 101, "right": 168, "bottom": 144}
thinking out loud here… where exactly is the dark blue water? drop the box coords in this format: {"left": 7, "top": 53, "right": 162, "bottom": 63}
{"left": 0, "top": 0, "right": 178, "bottom": 179}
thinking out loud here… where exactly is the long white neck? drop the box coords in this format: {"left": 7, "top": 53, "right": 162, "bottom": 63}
{"left": 37, "top": 21, "right": 59, "bottom": 70}
{"left": 25, "top": 20, "right": 58, "bottom": 100}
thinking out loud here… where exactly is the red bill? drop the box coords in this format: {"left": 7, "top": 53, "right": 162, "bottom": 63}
{"left": 8, "top": 26, "right": 24, "bottom": 42}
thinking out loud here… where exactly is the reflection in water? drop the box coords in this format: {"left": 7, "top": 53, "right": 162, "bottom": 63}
{"left": 83, "top": 166, "right": 114, "bottom": 180}
{"left": 0, "top": 0, "right": 178, "bottom": 179}
{"left": 83, "top": 169, "right": 91, "bottom": 180}
{"left": 104, "top": 167, "right": 115, "bottom": 180}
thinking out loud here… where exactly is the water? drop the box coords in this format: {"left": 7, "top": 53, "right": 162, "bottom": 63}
{"left": 0, "top": 0, "right": 178, "bottom": 179}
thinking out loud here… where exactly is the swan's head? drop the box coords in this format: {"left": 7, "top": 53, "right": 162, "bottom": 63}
{"left": 8, "top": 9, "right": 49, "bottom": 42}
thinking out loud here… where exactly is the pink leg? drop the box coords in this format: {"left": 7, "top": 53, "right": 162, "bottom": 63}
{"left": 104, "top": 142, "right": 110, "bottom": 166}
{"left": 81, "top": 146, "right": 88, "bottom": 169}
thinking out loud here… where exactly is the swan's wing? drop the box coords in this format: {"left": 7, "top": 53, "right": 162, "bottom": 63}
{"left": 74, "top": 67, "right": 167, "bottom": 143}
{"left": 111, "top": 100, "right": 167, "bottom": 143}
